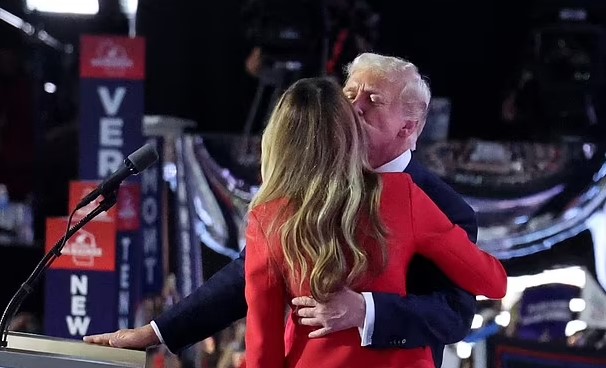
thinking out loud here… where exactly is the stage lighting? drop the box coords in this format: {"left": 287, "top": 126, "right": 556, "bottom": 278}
{"left": 565, "top": 320, "right": 588, "bottom": 336}
{"left": 119, "top": 0, "right": 138, "bottom": 16}
{"left": 43, "top": 82, "right": 56, "bottom": 94}
{"left": 25, "top": 0, "right": 99, "bottom": 15}
{"left": 569, "top": 298, "right": 586, "bottom": 312}
{"left": 495, "top": 311, "right": 512, "bottom": 327}
{"left": 471, "top": 314, "right": 484, "bottom": 329}
{"left": 456, "top": 342, "right": 473, "bottom": 359}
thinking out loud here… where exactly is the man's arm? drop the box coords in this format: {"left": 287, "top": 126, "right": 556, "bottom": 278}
{"left": 369, "top": 168, "right": 479, "bottom": 348}
{"left": 84, "top": 253, "right": 247, "bottom": 353}
{"left": 154, "top": 255, "right": 247, "bottom": 353}
{"left": 370, "top": 258, "right": 476, "bottom": 348}
{"left": 296, "top": 253, "right": 477, "bottom": 347}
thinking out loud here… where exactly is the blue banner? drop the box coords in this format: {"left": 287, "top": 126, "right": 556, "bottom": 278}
{"left": 79, "top": 79, "right": 145, "bottom": 180}
{"left": 116, "top": 231, "right": 142, "bottom": 329}
{"left": 518, "top": 284, "right": 580, "bottom": 342}
{"left": 78, "top": 77, "right": 145, "bottom": 330}
{"left": 44, "top": 271, "right": 117, "bottom": 339}
{"left": 71, "top": 36, "right": 163, "bottom": 330}
{"left": 44, "top": 216, "right": 118, "bottom": 338}
{"left": 140, "top": 137, "right": 164, "bottom": 296}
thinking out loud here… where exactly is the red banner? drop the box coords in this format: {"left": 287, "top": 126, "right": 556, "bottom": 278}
{"left": 116, "top": 183, "right": 142, "bottom": 231}
{"left": 46, "top": 218, "right": 116, "bottom": 272}
{"left": 68, "top": 181, "right": 116, "bottom": 222}
{"left": 69, "top": 181, "right": 141, "bottom": 231}
{"left": 80, "top": 35, "right": 145, "bottom": 80}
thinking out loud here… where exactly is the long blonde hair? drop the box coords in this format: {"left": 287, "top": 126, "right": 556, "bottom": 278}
{"left": 250, "top": 77, "right": 387, "bottom": 302}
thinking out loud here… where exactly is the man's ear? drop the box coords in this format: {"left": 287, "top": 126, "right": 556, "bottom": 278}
{"left": 397, "top": 120, "right": 418, "bottom": 138}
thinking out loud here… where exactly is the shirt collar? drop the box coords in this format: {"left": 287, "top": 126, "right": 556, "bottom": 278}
{"left": 374, "top": 150, "right": 412, "bottom": 173}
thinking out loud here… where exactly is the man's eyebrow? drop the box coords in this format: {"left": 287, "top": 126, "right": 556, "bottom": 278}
{"left": 343, "top": 84, "right": 382, "bottom": 94}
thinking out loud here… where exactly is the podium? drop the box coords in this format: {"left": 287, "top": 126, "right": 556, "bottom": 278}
{"left": 0, "top": 332, "right": 150, "bottom": 368}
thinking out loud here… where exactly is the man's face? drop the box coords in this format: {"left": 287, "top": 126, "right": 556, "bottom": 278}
{"left": 343, "top": 69, "right": 412, "bottom": 167}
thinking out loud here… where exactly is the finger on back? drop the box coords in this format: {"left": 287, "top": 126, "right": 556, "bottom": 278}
{"left": 292, "top": 296, "right": 316, "bottom": 307}
{"left": 308, "top": 327, "right": 330, "bottom": 338}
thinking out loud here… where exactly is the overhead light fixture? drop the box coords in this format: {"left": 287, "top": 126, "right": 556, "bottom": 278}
{"left": 26, "top": 0, "right": 99, "bottom": 15}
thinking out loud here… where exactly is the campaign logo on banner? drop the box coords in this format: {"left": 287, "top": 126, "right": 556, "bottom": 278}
{"left": 44, "top": 271, "right": 117, "bottom": 339}
{"left": 69, "top": 181, "right": 117, "bottom": 222}
{"left": 46, "top": 218, "right": 116, "bottom": 272}
{"left": 69, "top": 180, "right": 140, "bottom": 231}
{"left": 117, "top": 183, "right": 141, "bottom": 231}
{"left": 80, "top": 36, "right": 145, "bottom": 80}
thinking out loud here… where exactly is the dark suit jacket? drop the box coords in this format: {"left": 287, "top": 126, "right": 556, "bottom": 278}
{"left": 154, "top": 156, "right": 478, "bottom": 367}
{"left": 245, "top": 173, "right": 505, "bottom": 368}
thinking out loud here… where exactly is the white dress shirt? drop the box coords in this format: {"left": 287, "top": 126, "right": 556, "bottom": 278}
{"left": 152, "top": 150, "right": 413, "bottom": 348}
{"left": 150, "top": 320, "right": 165, "bottom": 345}
{"left": 359, "top": 150, "right": 412, "bottom": 345}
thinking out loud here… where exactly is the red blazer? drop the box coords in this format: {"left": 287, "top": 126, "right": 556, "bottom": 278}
{"left": 245, "top": 173, "right": 507, "bottom": 368}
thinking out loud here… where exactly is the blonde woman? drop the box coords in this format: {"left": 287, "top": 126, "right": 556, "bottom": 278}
{"left": 244, "top": 77, "right": 507, "bottom": 368}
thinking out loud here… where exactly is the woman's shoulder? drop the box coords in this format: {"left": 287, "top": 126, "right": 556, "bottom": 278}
{"left": 378, "top": 172, "right": 414, "bottom": 188}
{"left": 249, "top": 198, "right": 291, "bottom": 222}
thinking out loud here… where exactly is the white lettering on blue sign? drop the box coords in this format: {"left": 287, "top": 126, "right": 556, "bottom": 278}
{"left": 141, "top": 139, "right": 159, "bottom": 289}
{"left": 142, "top": 197, "right": 158, "bottom": 223}
{"left": 66, "top": 275, "right": 91, "bottom": 336}
{"left": 118, "top": 291, "right": 129, "bottom": 329}
{"left": 97, "top": 86, "right": 126, "bottom": 178}
{"left": 143, "top": 228, "right": 158, "bottom": 284}
{"left": 98, "top": 150, "right": 122, "bottom": 177}
{"left": 100, "top": 118, "right": 124, "bottom": 146}
{"left": 118, "top": 236, "right": 131, "bottom": 329}
{"left": 98, "top": 87, "right": 126, "bottom": 116}
{"left": 120, "top": 264, "right": 130, "bottom": 289}
{"left": 144, "top": 258, "right": 157, "bottom": 284}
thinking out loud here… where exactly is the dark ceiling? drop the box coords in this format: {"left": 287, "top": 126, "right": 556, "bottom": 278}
{"left": 1, "top": 0, "right": 605, "bottom": 138}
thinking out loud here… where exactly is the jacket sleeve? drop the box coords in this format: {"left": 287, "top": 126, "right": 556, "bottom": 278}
{"left": 409, "top": 178, "right": 508, "bottom": 298}
{"left": 370, "top": 172, "right": 479, "bottom": 349}
{"left": 244, "top": 211, "right": 286, "bottom": 368}
{"left": 371, "top": 286, "right": 476, "bottom": 348}
{"left": 153, "top": 250, "right": 247, "bottom": 353}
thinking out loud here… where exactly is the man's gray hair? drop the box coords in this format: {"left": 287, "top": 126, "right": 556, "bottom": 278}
{"left": 345, "top": 53, "right": 431, "bottom": 123}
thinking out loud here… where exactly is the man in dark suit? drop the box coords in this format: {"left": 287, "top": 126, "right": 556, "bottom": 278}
{"left": 84, "top": 53, "right": 477, "bottom": 367}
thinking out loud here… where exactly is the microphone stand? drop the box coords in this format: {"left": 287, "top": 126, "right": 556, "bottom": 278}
{"left": 0, "top": 190, "right": 119, "bottom": 348}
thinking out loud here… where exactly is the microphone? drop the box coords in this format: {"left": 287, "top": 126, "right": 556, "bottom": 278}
{"left": 75, "top": 143, "right": 159, "bottom": 211}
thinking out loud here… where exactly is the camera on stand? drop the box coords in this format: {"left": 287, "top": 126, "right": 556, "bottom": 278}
{"left": 239, "top": 0, "right": 327, "bottom": 162}
{"left": 529, "top": 0, "right": 606, "bottom": 141}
